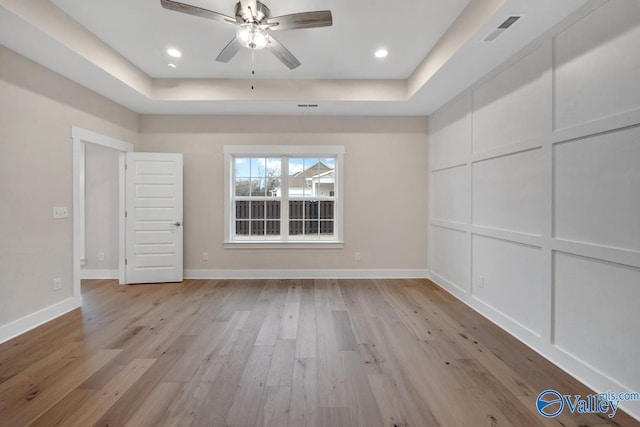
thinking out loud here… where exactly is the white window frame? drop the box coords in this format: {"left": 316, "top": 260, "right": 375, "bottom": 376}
{"left": 224, "top": 145, "right": 344, "bottom": 249}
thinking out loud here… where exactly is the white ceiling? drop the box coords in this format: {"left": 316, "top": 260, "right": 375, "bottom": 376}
{"left": 50, "top": 0, "right": 471, "bottom": 80}
{"left": 0, "top": 0, "right": 590, "bottom": 115}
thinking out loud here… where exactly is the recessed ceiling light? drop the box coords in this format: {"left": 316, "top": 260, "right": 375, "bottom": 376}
{"left": 374, "top": 48, "right": 388, "bottom": 58}
{"left": 168, "top": 63, "right": 177, "bottom": 69}
{"left": 167, "top": 48, "right": 182, "bottom": 58}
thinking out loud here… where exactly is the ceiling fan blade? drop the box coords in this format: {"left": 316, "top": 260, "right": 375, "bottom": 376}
{"left": 160, "top": 0, "right": 235, "bottom": 24}
{"left": 266, "top": 35, "right": 301, "bottom": 69}
{"left": 216, "top": 37, "right": 243, "bottom": 63}
{"left": 267, "top": 11, "right": 332, "bottom": 31}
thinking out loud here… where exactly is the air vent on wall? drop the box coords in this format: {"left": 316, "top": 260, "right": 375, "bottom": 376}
{"left": 483, "top": 15, "right": 523, "bottom": 42}
{"left": 297, "top": 104, "right": 319, "bottom": 108}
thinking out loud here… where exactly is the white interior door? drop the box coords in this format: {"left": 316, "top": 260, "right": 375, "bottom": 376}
{"left": 125, "top": 152, "right": 183, "bottom": 284}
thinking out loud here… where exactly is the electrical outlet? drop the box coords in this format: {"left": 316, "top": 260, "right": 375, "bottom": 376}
{"left": 53, "top": 278, "right": 62, "bottom": 291}
{"left": 98, "top": 252, "right": 105, "bottom": 261}
{"left": 52, "top": 206, "right": 68, "bottom": 219}
{"left": 355, "top": 252, "right": 361, "bottom": 261}
{"left": 202, "top": 252, "right": 209, "bottom": 261}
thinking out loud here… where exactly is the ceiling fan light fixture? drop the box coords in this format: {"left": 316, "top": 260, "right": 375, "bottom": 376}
{"left": 237, "top": 25, "right": 268, "bottom": 50}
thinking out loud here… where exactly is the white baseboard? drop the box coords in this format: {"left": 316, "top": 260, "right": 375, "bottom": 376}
{"left": 80, "top": 269, "right": 429, "bottom": 281}
{"left": 0, "top": 296, "right": 82, "bottom": 344}
{"left": 185, "top": 269, "right": 429, "bottom": 280}
{"left": 427, "top": 272, "right": 640, "bottom": 422}
{"left": 80, "top": 269, "right": 118, "bottom": 279}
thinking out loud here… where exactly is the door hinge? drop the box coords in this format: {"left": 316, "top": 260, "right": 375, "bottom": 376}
{"left": 125, "top": 258, "right": 128, "bottom": 265}
{"left": 125, "top": 211, "right": 128, "bottom": 218}
{"left": 125, "top": 163, "right": 127, "bottom": 170}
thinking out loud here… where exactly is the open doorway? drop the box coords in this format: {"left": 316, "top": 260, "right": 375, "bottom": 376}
{"left": 72, "top": 127, "right": 133, "bottom": 303}
{"left": 82, "top": 143, "right": 119, "bottom": 279}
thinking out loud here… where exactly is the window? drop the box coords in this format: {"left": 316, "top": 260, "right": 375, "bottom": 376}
{"left": 224, "top": 146, "right": 344, "bottom": 248}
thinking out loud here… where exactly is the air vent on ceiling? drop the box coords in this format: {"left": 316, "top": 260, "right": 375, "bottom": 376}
{"left": 483, "top": 15, "right": 523, "bottom": 42}
{"left": 297, "top": 104, "right": 319, "bottom": 108}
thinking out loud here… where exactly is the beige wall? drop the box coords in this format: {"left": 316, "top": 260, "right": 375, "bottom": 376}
{"left": 0, "top": 43, "right": 428, "bottom": 332}
{"left": 138, "top": 115, "right": 429, "bottom": 272}
{"left": 0, "top": 45, "right": 138, "bottom": 326}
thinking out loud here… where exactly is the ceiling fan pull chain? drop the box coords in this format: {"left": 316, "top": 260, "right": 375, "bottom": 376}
{"left": 251, "top": 50, "right": 255, "bottom": 90}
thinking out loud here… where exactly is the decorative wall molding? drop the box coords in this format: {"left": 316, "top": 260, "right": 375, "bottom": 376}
{"left": 552, "top": 108, "right": 640, "bottom": 145}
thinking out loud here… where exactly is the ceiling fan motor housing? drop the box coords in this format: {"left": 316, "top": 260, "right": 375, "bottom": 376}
{"left": 235, "top": 1, "right": 271, "bottom": 50}
{"left": 235, "top": 1, "right": 271, "bottom": 23}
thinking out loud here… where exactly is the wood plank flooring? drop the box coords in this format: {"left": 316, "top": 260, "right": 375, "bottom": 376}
{"left": 0, "top": 278, "right": 637, "bottom": 426}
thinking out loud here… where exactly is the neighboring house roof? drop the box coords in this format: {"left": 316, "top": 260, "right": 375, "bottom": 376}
{"left": 310, "top": 169, "right": 334, "bottom": 179}
{"left": 270, "top": 160, "right": 335, "bottom": 196}
{"left": 289, "top": 161, "right": 333, "bottom": 189}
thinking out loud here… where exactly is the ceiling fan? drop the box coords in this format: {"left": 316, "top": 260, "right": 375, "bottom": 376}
{"left": 160, "top": 0, "right": 333, "bottom": 69}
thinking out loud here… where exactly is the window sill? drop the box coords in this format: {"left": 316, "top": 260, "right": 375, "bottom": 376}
{"left": 224, "top": 241, "right": 345, "bottom": 249}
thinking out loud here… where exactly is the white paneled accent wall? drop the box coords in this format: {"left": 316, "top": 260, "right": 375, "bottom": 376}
{"left": 554, "top": 252, "right": 640, "bottom": 393}
{"left": 472, "top": 149, "right": 544, "bottom": 236}
{"left": 554, "top": 126, "right": 640, "bottom": 252}
{"left": 472, "top": 45, "right": 550, "bottom": 154}
{"left": 430, "top": 92, "right": 472, "bottom": 169}
{"left": 431, "top": 165, "right": 470, "bottom": 224}
{"left": 430, "top": 225, "right": 470, "bottom": 293}
{"left": 472, "top": 235, "right": 545, "bottom": 337}
{"left": 553, "top": 0, "right": 640, "bottom": 130}
{"left": 428, "top": 1, "right": 640, "bottom": 420}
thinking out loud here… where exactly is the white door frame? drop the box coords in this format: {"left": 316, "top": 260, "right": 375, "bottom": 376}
{"left": 72, "top": 126, "right": 134, "bottom": 301}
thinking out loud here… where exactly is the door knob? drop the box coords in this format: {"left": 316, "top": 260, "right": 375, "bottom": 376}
{"left": 173, "top": 221, "right": 182, "bottom": 227}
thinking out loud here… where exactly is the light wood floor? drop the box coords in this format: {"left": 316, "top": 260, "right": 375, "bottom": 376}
{"left": 0, "top": 279, "right": 636, "bottom": 426}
